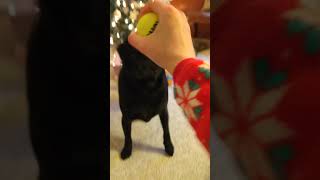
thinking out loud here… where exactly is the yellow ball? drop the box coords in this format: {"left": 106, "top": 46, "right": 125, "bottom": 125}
{"left": 136, "top": 12, "right": 159, "bottom": 36}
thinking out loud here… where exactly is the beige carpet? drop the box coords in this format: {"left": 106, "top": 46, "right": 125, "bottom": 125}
{"left": 110, "top": 67, "right": 210, "bottom": 180}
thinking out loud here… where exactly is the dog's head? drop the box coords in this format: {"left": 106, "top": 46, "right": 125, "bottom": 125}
{"left": 117, "top": 41, "right": 163, "bottom": 76}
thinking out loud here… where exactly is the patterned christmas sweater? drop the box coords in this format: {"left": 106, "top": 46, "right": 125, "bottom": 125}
{"left": 173, "top": 58, "right": 210, "bottom": 152}
{"left": 214, "top": 0, "right": 320, "bottom": 179}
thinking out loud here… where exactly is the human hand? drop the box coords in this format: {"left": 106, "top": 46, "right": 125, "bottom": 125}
{"left": 128, "top": 0, "right": 196, "bottom": 74}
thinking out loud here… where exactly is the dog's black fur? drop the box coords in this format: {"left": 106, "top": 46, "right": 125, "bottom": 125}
{"left": 26, "top": 1, "right": 108, "bottom": 179}
{"left": 117, "top": 41, "right": 174, "bottom": 159}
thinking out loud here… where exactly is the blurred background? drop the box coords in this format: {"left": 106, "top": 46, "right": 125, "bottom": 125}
{"left": 213, "top": 0, "right": 320, "bottom": 180}
{"left": 0, "top": 0, "right": 37, "bottom": 179}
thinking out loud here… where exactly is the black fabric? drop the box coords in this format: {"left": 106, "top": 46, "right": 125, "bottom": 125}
{"left": 26, "top": 1, "right": 109, "bottom": 179}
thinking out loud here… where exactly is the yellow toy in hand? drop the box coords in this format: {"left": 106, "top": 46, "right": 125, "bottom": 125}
{"left": 136, "top": 12, "right": 159, "bottom": 36}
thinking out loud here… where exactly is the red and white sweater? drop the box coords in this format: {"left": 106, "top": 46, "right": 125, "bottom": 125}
{"left": 214, "top": 0, "right": 320, "bottom": 179}
{"left": 172, "top": 58, "right": 210, "bottom": 152}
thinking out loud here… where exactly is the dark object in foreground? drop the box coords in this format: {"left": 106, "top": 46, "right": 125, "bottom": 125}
{"left": 26, "top": 1, "right": 108, "bottom": 179}
{"left": 117, "top": 41, "right": 174, "bottom": 159}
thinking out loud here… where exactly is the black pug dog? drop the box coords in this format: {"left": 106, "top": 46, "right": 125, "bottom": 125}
{"left": 117, "top": 41, "right": 174, "bottom": 159}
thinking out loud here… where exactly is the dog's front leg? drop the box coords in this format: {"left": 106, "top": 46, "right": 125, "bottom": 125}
{"left": 121, "top": 116, "right": 132, "bottom": 160}
{"left": 159, "top": 108, "right": 174, "bottom": 156}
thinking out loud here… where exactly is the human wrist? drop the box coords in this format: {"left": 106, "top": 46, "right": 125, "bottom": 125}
{"left": 168, "top": 55, "right": 195, "bottom": 75}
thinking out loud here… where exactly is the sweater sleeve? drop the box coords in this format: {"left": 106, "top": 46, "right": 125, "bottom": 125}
{"left": 172, "top": 58, "right": 210, "bottom": 152}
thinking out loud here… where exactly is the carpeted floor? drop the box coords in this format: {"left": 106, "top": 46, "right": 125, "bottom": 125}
{"left": 110, "top": 67, "right": 210, "bottom": 180}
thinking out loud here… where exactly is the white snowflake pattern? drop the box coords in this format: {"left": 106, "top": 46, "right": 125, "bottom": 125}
{"left": 213, "top": 60, "right": 293, "bottom": 180}
{"left": 175, "top": 81, "right": 202, "bottom": 120}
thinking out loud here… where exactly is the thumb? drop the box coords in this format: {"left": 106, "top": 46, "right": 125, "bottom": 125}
{"left": 128, "top": 31, "right": 149, "bottom": 52}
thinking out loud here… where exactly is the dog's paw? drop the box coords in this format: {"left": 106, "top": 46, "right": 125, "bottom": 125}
{"left": 164, "top": 143, "right": 174, "bottom": 156}
{"left": 120, "top": 146, "right": 132, "bottom": 160}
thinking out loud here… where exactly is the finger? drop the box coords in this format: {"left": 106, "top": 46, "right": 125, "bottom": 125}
{"left": 128, "top": 31, "right": 149, "bottom": 52}
{"left": 137, "top": 0, "right": 166, "bottom": 20}
{"left": 138, "top": 5, "right": 152, "bottom": 19}
{"left": 178, "top": 10, "right": 188, "bottom": 21}
{"left": 145, "top": 0, "right": 170, "bottom": 15}
{"left": 176, "top": 10, "right": 190, "bottom": 29}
